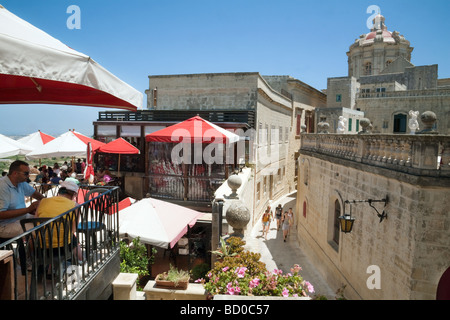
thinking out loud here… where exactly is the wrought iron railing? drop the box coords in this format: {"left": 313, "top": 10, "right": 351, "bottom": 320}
{"left": 0, "top": 186, "right": 120, "bottom": 300}
{"left": 148, "top": 174, "right": 225, "bottom": 202}
{"left": 97, "top": 110, "right": 256, "bottom": 128}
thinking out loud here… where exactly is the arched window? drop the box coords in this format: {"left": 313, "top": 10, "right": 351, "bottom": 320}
{"left": 333, "top": 200, "right": 341, "bottom": 245}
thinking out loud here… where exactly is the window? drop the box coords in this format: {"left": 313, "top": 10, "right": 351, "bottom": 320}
{"left": 256, "top": 182, "right": 261, "bottom": 202}
{"left": 333, "top": 200, "right": 341, "bottom": 245}
{"left": 361, "top": 88, "right": 371, "bottom": 98}
{"left": 393, "top": 114, "right": 407, "bottom": 133}
{"left": 376, "top": 87, "right": 386, "bottom": 97}
{"left": 348, "top": 118, "right": 353, "bottom": 132}
{"left": 279, "top": 126, "right": 283, "bottom": 143}
{"left": 303, "top": 201, "right": 307, "bottom": 218}
{"left": 296, "top": 114, "right": 302, "bottom": 135}
{"left": 356, "top": 119, "right": 360, "bottom": 132}
{"left": 365, "top": 62, "right": 372, "bottom": 75}
{"left": 336, "top": 94, "right": 342, "bottom": 102}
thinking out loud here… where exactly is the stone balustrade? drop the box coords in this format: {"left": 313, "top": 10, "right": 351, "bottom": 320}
{"left": 300, "top": 133, "right": 450, "bottom": 177}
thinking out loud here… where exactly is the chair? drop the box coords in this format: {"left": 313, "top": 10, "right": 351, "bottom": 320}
{"left": 77, "top": 188, "right": 108, "bottom": 259}
{"left": 20, "top": 217, "right": 74, "bottom": 300}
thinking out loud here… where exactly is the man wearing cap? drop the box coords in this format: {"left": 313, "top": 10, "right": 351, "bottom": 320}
{"left": 0, "top": 160, "right": 45, "bottom": 238}
{"left": 36, "top": 180, "right": 82, "bottom": 260}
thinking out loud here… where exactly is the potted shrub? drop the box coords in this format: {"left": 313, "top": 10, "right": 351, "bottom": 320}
{"left": 155, "top": 264, "right": 190, "bottom": 290}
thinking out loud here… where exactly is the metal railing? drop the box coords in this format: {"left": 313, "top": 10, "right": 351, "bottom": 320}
{"left": 97, "top": 109, "right": 256, "bottom": 128}
{"left": 0, "top": 186, "right": 120, "bottom": 300}
{"left": 148, "top": 174, "right": 225, "bottom": 202}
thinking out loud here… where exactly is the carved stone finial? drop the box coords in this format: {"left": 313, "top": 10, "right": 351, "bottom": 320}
{"left": 227, "top": 173, "right": 242, "bottom": 199}
{"left": 419, "top": 111, "right": 438, "bottom": 134}
{"left": 358, "top": 118, "right": 372, "bottom": 134}
{"left": 225, "top": 200, "right": 250, "bottom": 238}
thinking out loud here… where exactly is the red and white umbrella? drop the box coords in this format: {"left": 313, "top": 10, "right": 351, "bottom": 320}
{"left": 97, "top": 138, "right": 140, "bottom": 176}
{"left": 17, "top": 130, "right": 55, "bottom": 151}
{"left": 84, "top": 142, "right": 95, "bottom": 183}
{"left": 26, "top": 130, "right": 104, "bottom": 159}
{"left": 145, "top": 115, "right": 240, "bottom": 144}
{"left": 0, "top": 5, "right": 142, "bottom": 110}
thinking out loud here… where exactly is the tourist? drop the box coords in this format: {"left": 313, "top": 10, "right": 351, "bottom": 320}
{"left": 261, "top": 209, "right": 271, "bottom": 240}
{"left": 282, "top": 208, "right": 294, "bottom": 242}
{"left": 0, "top": 160, "right": 44, "bottom": 238}
{"left": 36, "top": 180, "right": 83, "bottom": 261}
{"left": 275, "top": 204, "right": 283, "bottom": 231}
{"left": 53, "top": 163, "right": 61, "bottom": 177}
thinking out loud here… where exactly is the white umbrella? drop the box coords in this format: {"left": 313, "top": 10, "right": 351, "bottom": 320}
{"left": 17, "top": 130, "right": 55, "bottom": 151}
{"left": 118, "top": 198, "right": 205, "bottom": 249}
{"left": 0, "top": 5, "right": 142, "bottom": 110}
{"left": 0, "top": 133, "right": 33, "bottom": 158}
{"left": 26, "top": 130, "right": 104, "bottom": 159}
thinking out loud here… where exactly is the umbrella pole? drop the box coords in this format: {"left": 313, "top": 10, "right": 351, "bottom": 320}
{"left": 118, "top": 154, "right": 121, "bottom": 177}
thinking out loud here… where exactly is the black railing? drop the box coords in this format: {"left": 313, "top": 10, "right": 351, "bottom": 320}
{"left": 0, "top": 186, "right": 120, "bottom": 300}
{"left": 97, "top": 110, "right": 256, "bottom": 128}
{"left": 148, "top": 174, "right": 225, "bottom": 202}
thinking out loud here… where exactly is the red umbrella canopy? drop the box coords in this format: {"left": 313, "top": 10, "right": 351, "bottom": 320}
{"left": 145, "top": 116, "right": 240, "bottom": 144}
{"left": 72, "top": 131, "right": 105, "bottom": 151}
{"left": 0, "top": 5, "right": 142, "bottom": 111}
{"left": 98, "top": 138, "right": 140, "bottom": 154}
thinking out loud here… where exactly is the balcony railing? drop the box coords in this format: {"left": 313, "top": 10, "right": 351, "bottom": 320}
{"left": 97, "top": 110, "right": 256, "bottom": 128}
{"left": 148, "top": 174, "right": 226, "bottom": 202}
{"left": 356, "top": 88, "right": 450, "bottom": 99}
{"left": 0, "top": 186, "right": 120, "bottom": 300}
{"left": 300, "top": 133, "right": 450, "bottom": 177}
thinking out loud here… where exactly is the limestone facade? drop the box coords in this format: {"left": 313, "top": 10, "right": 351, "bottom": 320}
{"left": 325, "top": 14, "right": 450, "bottom": 135}
{"left": 297, "top": 133, "right": 450, "bottom": 299}
{"left": 145, "top": 72, "right": 326, "bottom": 228}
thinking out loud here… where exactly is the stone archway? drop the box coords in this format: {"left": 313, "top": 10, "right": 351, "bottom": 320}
{"left": 436, "top": 267, "right": 450, "bottom": 300}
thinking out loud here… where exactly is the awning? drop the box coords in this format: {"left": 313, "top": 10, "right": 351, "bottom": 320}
{"left": 0, "top": 5, "right": 142, "bottom": 111}
{"left": 26, "top": 130, "right": 105, "bottom": 159}
{"left": 145, "top": 115, "right": 240, "bottom": 144}
{"left": 118, "top": 198, "right": 204, "bottom": 249}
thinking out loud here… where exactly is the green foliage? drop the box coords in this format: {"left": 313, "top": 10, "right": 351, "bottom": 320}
{"left": 199, "top": 236, "right": 315, "bottom": 297}
{"left": 157, "top": 264, "right": 190, "bottom": 285}
{"left": 211, "top": 236, "right": 246, "bottom": 259}
{"left": 120, "top": 237, "right": 152, "bottom": 278}
{"left": 191, "top": 263, "right": 211, "bottom": 281}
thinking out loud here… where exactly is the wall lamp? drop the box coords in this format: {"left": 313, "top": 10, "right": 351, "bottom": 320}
{"left": 339, "top": 196, "right": 388, "bottom": 233}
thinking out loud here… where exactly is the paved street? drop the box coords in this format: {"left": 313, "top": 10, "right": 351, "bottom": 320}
{"left": 244, "top": 194, "right": 336, "bottom": 300}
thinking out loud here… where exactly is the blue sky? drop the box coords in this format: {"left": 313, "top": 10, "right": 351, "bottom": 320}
{"left": 1, "top": 0, "right": 449, "bottom": 137}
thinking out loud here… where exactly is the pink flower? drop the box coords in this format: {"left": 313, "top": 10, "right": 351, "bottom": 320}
{"left": 305, "top": 281, "right": 315, "bottom": 293}
{"left": 194, "top": 278, "right": 203, "bottom": 283}
{"left": 282, "top": 288, "right": 289, "bottom": 297}
{"left": 235, "top": 267, "right": 247, "bottom": 278}
{"left": 249, "top": 277, "right": 260, "bottom": 288}
{"left": 222, "top": 266, "right": 229, "bottom": 272}
{"left": 226, "top": 282, "right": 235, "bottom": 295}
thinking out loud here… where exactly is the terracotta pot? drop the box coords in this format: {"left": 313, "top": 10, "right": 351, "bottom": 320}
{"left": 155, "top": 275, "right": 189, "bottom": 290}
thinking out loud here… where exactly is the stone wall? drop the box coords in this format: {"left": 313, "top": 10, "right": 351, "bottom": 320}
{"left": 297, "top": 134, "right": 450, "bottom": 300}
{"left": 146, "top": 72, "right": 259, "bottom": 110}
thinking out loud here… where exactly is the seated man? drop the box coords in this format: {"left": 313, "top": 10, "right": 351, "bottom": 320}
{"left": 36, "top": 180, "right": 82, "bottom": 261}
{"left": 0, "top": 160, "right": 44, "bottom": 239}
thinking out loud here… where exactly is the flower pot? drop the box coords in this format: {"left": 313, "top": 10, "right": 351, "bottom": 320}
{"left": 155, "top": 275, "right": 189, "bottom": 290}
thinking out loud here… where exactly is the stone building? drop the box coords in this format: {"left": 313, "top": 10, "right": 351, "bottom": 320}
{"left": 295, "top": 14, "right": 450, "bottom": 300}
{"left": 324, "top": 14, "right": 450, "bottom": 135}
{"left": 145, "top": 72, "right": 326, "bottom": 228}
{"left": 94, "top": 72, "right": 325, "bottom": 229}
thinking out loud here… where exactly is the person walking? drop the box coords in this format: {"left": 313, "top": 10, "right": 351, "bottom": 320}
{"left": 282, "top": 208, "right": 294, "bottom": 242}
{"left": 261, "top": 209, "right": 271, "bottom": 240}
{"left": 275, "top": 204, "right": 283, "bottom": 231}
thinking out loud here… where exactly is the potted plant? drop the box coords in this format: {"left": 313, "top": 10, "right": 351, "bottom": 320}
{"left": 155, "top": 264, "right": 190, "bottom": 290}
